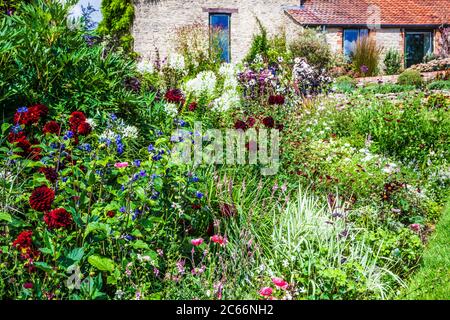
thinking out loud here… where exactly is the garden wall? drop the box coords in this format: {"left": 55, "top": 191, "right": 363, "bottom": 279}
{"left": 132, "top": 0, "right": 300, "bottom": 62}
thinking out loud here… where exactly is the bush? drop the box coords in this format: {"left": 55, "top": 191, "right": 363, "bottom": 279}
{"left": 426, "top": 80, "right": 450, "bottom": 90}
{"left": 397, "top": 70, "right": 423, "bottom": 87}
{"left": 333, "top": 75, "right": 357, "bottom": 93}
{"left": 245, "top": 18, "right": 269, "bottom": 63}
{"left": 0, "top": 0, "right": 149, "bottom": 122}
{"left": 288, "top": 28, "right": 333, "bottom": 70}
{"left": 384, "top": 49, "right": 402, "bottom": 75}
{"left": 359, "top": 84, "right": 415, "bottom": 94}
{"left": 351, "top": 37, "right": 382, "bottom": 76}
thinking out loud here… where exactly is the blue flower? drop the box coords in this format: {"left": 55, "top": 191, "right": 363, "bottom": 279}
{"left": 116, "top": 134, "right": 124, "bottom": 155}
{"left": 192, "top": 176, "right": 199, "bottom": 183}
{"left": 151, "top": 191, "right": 160, "bottom": 200}
{"left": 119, "top": 206, "right": 126, "bottom": 213}
{"left": 133, "top": 159, "right": 141, "bottom": 167}
{"left": 148, "top": 144, "right": 155, "bottom": 153}
{"left": 121, "top": 185, "right": 125, "bottom": 191}
{"left": 62, "top": 177, "right": 68, "bottom": 182}
{"left": 17, "top": 107, "right": 28, "bottom": 113}
{"left": 110, "top": 113, "right": 118, "bottom": 121}
{"left": 123, "top": 234, "right": 134, "bottom": 241}
{"left": 195, "top": 191, "right": 204, "bottom": 199}
{"left": 11, "top": 125, "right": 22, "bottom": 134}
{"left": 79, "top": 143, "right": 91, "bottom": 152}
{"left": 139, "top": 170, "right": 146, "bottom": 177}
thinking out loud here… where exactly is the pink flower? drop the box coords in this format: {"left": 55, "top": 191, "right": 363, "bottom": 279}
{"left": 191, "top": 238, "right": 204, "bottom": 246}
{"left": 114, "top": 162, "right": 129, "bottom": 168}
{"left": 272, "top": 277, "right": 288, "bottom": 290}
{"left": 259, "top": 287, "right": 273, "bottom": 297}
{"left": 410, "top": 223, "right": 421, "bottom": 233}
{"left": 211, "top": 234, "right": 227, "bottom": 246}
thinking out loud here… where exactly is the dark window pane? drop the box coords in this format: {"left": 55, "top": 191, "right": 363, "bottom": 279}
{"left": 343, "top": 29, "right": 359, "bottom": 57}
{"left": 210, "top": 14, "right": 230, "bottom": 62}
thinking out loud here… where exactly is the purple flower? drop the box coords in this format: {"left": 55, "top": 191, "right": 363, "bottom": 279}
{"left": 195, "top": 191, "right": 204, "bottom": 199}
{"left": 120, "top": 207, "right": 126, "bottom": 213}
{"left": 148, "top": 144, "right": 155, "bottom": 153}
{"left": 133, "top": 160, "right": 141, "bottom": 167}
{"left": 360, "top": 65, "right": 369, "bottom": 74}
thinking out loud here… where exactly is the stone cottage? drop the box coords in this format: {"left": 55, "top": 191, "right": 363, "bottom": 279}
{"left": 132, "top": 0, "right": 449, "bottom": 67}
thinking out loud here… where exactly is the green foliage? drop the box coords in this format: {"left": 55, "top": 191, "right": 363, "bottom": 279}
{"left": 333, "top": 76, "right": 357, "bottom": 93}
{"left": 288, "top": 28, "right": 332, "bottom": 70}
{"left": 351, "top": 37, "right": 382, "bottom": 76}
{"left": 397, "top": 70, "right": 423, "bottom": 87}
{"left": 98, "top": 0, "right": 134, "bottom": 52}
{"left": 384, "top": 49, "right": 402, "bottom": 75}
{"left": 425, "top": 93, "right": 450, "bottom": 110}
{"left": 0, "top": 0, "right": 149, "bottom": 122}
{"left": 245, "top": 17, "right": 269, "bottom": 62}
{"left": 426, "top": 80, "right": 450, "bottom": 91}
{"left": 359, "top": 84, "right": 415, "bottom": 94}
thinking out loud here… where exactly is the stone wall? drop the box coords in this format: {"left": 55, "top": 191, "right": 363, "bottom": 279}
{"left": 132, "top": 0, "right": 300, "bottom": 62}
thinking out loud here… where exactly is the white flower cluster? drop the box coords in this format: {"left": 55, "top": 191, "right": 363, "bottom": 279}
{"left": 292, "top": 57, "right": 331, "bottom": 96}
{"left": 99, "top": 118, "right": 139, "bottom": 141}
{"left": 219, "top": 63, "right": 239, "bottom": 91}
{"left": 184, "top": 70, "right": 217, "bottom": 98}
{"left": 164, "top": 103, "right": 179, "bottom": 117}
{"left": 211, "top": 90, "right": 241, "bottom": 112}
{"left": 136, "top": 60, "right": 155, "bottom": 74}
{"left": 168, "top": 52, "right": 185, "bottom": 71}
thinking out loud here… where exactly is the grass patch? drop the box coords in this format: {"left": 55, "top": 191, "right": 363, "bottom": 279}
{"left": 401, "top": 201, "right": 450, "bottom": 300}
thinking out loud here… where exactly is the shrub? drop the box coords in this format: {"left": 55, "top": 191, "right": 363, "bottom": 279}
{"left": 333, "top": 75, "right": 357, "bottom": 93}
{"left": 384, "top": 49, "right": 402, "bottom": 75}
{"left": 0, "top": 0, "right": 149, "bottom": 122}
{"left": 426, "top": 80, "right": 450, "bottom": 90}
{"left": 397, "top": 70, "right": 423, "bottom": 87}
{"left": 359, "top": 84, "right": 415, "bottom": 94}
{"left": 98, "top": 0, "right": 134, "bottom": 52}
{"left": 351, "top": 37, "right": 382, "bottom": 77}
{"left": 245, "top": 18, "right": 269, "bottom": 63}
{"left": 288, "top": 28, "right": 333, "bottom": 70}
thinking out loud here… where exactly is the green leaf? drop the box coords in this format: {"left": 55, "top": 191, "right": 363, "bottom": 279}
{"left": 1, "top": 123, "right": 11, "bottom": 134}
{"left": 84, "top": 222, "right": 111, "bottom": 239}
{"left": 67, "top": 247, "right": 84, "bottom": 262}
{"left": 0, "top": 212, "right": 12, "bottom": 223}
{"left": 88, "top": 255, "right": 115, "bottom": 272}
{"left": 132, "top": 240, "right": 149, "bottom": 250}
{"left": 34, "top": 262, "right": 53, "bottom": 273}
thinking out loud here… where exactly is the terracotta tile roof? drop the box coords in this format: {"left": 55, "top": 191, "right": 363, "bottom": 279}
{"left": 286, "top": 0, "right": 449, "bottom": 26}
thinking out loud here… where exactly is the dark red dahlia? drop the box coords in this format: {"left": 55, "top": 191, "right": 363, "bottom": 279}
{"left": 43, "top": 121, "right": 61, "bottom": 135}
{"left": 31, "top": 104, "right": 49, "bottom": 118}
{"left": 44, "top": 208, "right": 73, "bottom": 230}
{"left": 69, "top": 111, "right": 87, "bottom": 129}
{"left": 268, "top": 95, "right": 285, "bottom": 105}
{"left": 234, "top": 120, "right": 247, "bottom": 130}
{"left": 77, "top": 122, "right": 91, "bottom": 136}
{"left": 7, "top": 131, "right": 26, "bottom": 143}
{"left": 29, "top": 185, "right": 55, "bottom": 212}
{"left": 188, "top": 102, "right": 198, "bottom": 111}
{"left": 165, "top": 89, "right": 184, "bottom": 104}
{"left": 275, "top": 123, "right": 284, "bottom": 131}
{"left": 246, "top": 117, "right": 256, "bottom": 128}
{"left": 262, "top": 116, "right": 275, "bottom": 128}
{"left": 12, "top": 230, "right": 33, "bottom": 250}
{"left": 107, "top": 210, "right": 116, "bottom": 218}
{"left": 23, "top": 283, "right": 33, "bottom": 289}
{"left": 39, "top": 167, "right": 58, "bottom": 183}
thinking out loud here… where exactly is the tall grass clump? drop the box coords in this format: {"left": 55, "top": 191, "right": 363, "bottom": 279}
{"left": 351, "top": 37, "right": 382, "bottom": 77}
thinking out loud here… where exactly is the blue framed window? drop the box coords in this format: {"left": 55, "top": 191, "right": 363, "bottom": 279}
{"left": 343, "top": 29, "right": 369, "bottom": 58}
{"left": 209, "top": 13, "right": 231, "bottom": 62}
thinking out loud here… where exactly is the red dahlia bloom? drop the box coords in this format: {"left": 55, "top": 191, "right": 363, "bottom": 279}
{"left": 268, "top": 95, "right": 285, "bottom": 105}
{"left": 77, "top": 122, "right": 91, "bottom": 136}
{"left": 246, "top": 117, "right": 256, "bottom": 128}
{"left": 234, "top": 120, "right": 247, "bottom": 130}
{"left": 7, "top": 131, "right": 26, "bottom": 143}
{"left": 107, "top": 210, "right": 116, "bottom": 218}
{"left": 39, "top": 167, "right": 58, "bottom": 183}
{"left": 29, "top": 185, "right": 55, "bottom": 212}
{"left": 188, "top": 102, "right": 198, "bottom": 111}
{"left": 12, "top": 230, "right": 33, "bottom": 250}
{"left": 13, "top": 104, "right": 48, "bottom": 126}
{"left": 44, "top": 208, "right": 73, "bottom": 229}
{"left": 262, "top": 116, "right": 275, "bottom": 128}
{"left": 69, "top": 111, "right": 87, "bottom": 129}
{"left": 43, "top": 121, "right": 61, "bottom": 135}
{"left": 165, "top": 89, "right": 184, "bottom": 104}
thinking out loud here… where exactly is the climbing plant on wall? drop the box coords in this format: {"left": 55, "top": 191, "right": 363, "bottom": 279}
{"left": 98, "top": 0, "right": 134, "bottom": 52}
